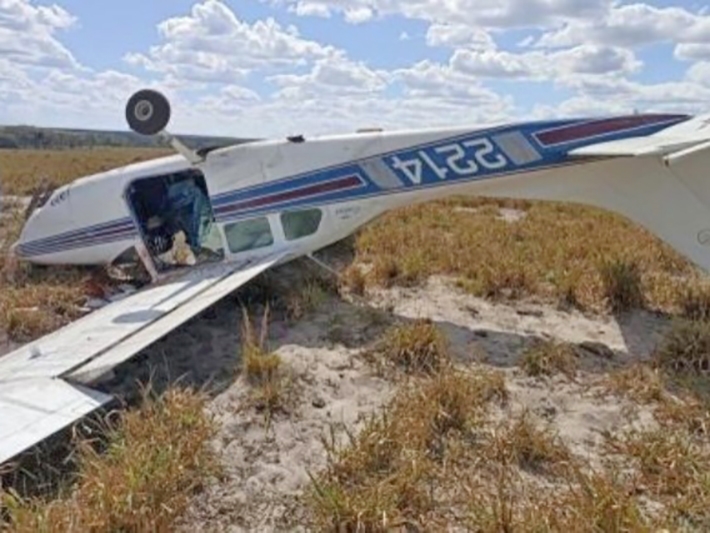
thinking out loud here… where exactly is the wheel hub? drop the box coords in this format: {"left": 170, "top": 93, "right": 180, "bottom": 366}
{"left": 135, "top": 100, "right": 154, "bottom": 122}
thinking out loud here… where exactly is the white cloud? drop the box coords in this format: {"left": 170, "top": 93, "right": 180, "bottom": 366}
{"left": 687, "top": 62, "right": 710, "bottom": 87}
{"left": 426, "top": 24, "right": 495, "bottom": 50}
{"left": 267, "top": 0, "right": 610, "bottom": 29}
{"left": 271, "top": 0, "right": 710, "bottom": 56}
{"left": 392, "top": 59, "right": 514, "bottom": 106}
{"left": 190, "top": 89, "right": 516, "bottom": 139}
{"left": 289, "top": 1, "right": 331, "bottom": 17}
{"left": 450, "top": 44, "right": 640, "bottom": 80}
{"left": 0, "top": 0, "right": 79, "bottom": 68}
{"left": 676, "top": 43, "right": 710, "bottom": 62}
{"left": 343, "top": 6, "right": 373, "bottom": 24}
{"left": 558, "top": 74, "right": 710, "bottom": 115}
{"left": 125, "top": 0, "right": 338, "bottom": 85}
{"left": 268, "top": 55, "right": 388, "bottom": 95}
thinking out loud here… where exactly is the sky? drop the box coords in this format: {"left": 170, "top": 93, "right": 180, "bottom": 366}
{"left": 0, "top": 0, "right": 709, "bottom": 138}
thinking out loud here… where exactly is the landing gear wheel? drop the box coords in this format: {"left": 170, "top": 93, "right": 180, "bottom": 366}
{"left": 125, "top": 89, "right": 171, "bottom": 136}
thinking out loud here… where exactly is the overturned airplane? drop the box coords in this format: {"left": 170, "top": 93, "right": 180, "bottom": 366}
{"left": 2, "top": 89, "right": 710, "bottom": 464}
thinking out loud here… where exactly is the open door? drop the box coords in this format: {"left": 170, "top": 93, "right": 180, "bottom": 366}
{"left": 123, "top": 168, "right": 225, "bottom": 275}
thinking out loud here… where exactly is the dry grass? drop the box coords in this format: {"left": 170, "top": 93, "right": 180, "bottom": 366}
{"left": 599, "top": 258, "right": 646, "bottom": 313}
{"left": 679, "top": 283, "right": 710, "bottom": 321}
{"left": 306, "top": 361, "right": 710, "bottom": 531}
{"left": 465, "top": 465, "right": 651, "bottom": 532}
{"left": 364, "top": 319, "right": 451, "bottom": 376}
{"left": 0, "top": 385, "right": 217, "bottom": 533}
{"left": 485, "top": 409, "right": 575, "bottom": 477}
{"left": 0, "top": 147, "right": 171, "bottom": 196}
{"left": 604, "top": 424, "right": 710, "bottom": 529}
{"left": 240, "top": 306, "right": 294, "bottom": 419}
{"left": 305, "top": 357, "right": 673, "bottom": 531}
{"left": 653, "top": 318, "right": 710, "bottom": 375}
{"left": 339, "top": 264, "right": 366, "bottom": 296}
{"left": 607, "top": 364, "right": 668, "bottom": 404}
{"left": 352, "top": 197, "right": 700, "bottom": 313}
{"left": 0, "top": 211, "right": 93, "bottom": 342}
{"left": 307, "top": 310, "right": 710, "bottom": 530}
{"left": 284, "top": 279, "right": 330, "bottom": 321}
{"left": 306, "top": 367, "right": 509, "bottom": 531}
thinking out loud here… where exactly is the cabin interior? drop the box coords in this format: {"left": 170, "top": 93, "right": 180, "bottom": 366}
{"left": 125, "top": 168, "right": 225, "bottom": 272}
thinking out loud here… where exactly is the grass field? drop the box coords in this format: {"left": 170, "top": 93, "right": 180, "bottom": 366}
{"left": 344, "top": 197, "right": 706, "bottom": 315}
{"left": 0, "top": 147, "right": 171, "bottom": 196}
{"left": 1, "top": 147, "right": 709, "bottom": 531}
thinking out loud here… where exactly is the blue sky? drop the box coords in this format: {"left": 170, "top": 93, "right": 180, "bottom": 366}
{"left": 0, "top": 0, "right": 709, "bottom": 137}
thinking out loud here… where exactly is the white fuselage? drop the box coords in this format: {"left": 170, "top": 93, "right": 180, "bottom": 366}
{"left": 13, "top": 112, "right": 710, "bottom": 274}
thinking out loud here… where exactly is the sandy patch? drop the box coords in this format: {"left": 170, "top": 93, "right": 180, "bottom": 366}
{"left": 120, "top": 269, "right": 664, "bottom": 531}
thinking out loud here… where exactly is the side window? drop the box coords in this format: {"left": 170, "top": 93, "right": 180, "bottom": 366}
{"left": 281, "top": 208, "right": 323, "bottom": 241}
{"left": 223, "top": 217, "right": 273, "bottom": 254}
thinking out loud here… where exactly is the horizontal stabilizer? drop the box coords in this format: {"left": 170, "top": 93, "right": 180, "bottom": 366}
{"left": 0, "top": 378, "right": 112, "bottom": 465}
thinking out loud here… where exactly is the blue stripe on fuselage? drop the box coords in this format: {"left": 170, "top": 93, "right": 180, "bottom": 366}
{"left": 213, "top": 114, "right": 689, "bottom": 221}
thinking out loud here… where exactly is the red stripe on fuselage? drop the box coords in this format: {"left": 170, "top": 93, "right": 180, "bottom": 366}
{"left": 536, "top": 115, "right": 686, "bottom": 146}
{"left": 215, "top": 175, "right": 363, "bottom": 215}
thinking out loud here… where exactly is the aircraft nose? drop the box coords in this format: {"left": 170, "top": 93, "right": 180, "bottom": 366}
{"left": 10, "top": 186, "right": 73, "bottom": 260}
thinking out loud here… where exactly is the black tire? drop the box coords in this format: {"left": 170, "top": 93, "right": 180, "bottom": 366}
{"left": 125, "top": 89, "right": 171, "bottom": 136}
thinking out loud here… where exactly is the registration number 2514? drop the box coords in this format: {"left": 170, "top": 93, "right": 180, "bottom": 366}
{"left": 387, "top": 137, "right": 509, "bottom": 185}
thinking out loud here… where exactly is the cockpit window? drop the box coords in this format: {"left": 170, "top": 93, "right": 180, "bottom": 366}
{"left": 280, "top": 208, "right": 323, "bottom": 241}
{"left": 223, "top": 217, "right": 274, "bottom": 254}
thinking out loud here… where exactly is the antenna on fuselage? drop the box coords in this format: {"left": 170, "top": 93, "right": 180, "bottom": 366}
{"left": 125, "top": 89, "right": 203, "bottom": 165}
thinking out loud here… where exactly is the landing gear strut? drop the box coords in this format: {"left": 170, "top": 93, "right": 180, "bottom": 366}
{"left": 125, "top": 89, "right": 204, "bottom": 165}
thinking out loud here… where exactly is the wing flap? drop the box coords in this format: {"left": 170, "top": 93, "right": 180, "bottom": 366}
{"left": 0, "top": 253, "right": 286, "bottom": 383}
{"left": 0, "top": 378, "right": 112, "bottom": 465}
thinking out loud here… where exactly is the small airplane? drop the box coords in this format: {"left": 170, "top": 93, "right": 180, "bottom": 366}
{"left": 2, "top": 88, "right": 710, "bottom": 465}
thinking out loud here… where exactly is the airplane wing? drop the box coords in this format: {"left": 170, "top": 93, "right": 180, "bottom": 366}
{"left": 0, "top": 250, "right": 289, "bottom": 465}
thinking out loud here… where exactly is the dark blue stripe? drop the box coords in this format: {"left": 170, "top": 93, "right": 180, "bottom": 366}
{"left": 23, "top": 218, "right": 134, "bottom": 249}
{"left": 17, "top": 231, "right": 136, "bottom": 257}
